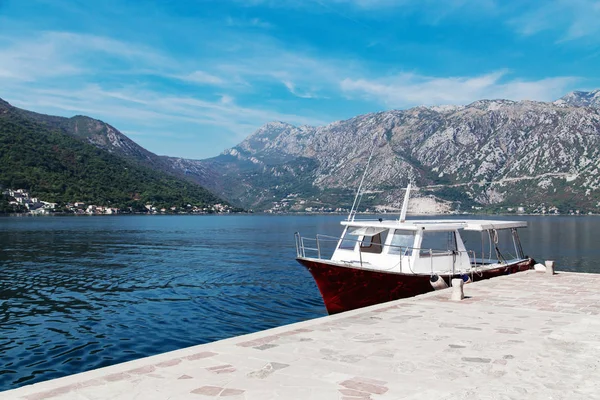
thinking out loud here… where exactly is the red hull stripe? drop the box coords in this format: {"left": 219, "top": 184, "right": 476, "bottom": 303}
{"left": 297, "top": 258, "right": 534, "bottom": 314}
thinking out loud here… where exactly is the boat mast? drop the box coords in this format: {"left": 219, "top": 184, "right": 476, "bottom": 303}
{"left": 399, "top": 183, "right": 411, "bottom": 222}
{"left": 348, "top": 135, "right": 379, "bottom": 221}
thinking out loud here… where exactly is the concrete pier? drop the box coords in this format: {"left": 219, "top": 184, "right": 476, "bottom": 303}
{"left": 4, "top": 271, "right": 600, "bottom": 399}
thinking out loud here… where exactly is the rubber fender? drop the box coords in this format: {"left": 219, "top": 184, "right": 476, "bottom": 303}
{"left": 430, "top": 274, "right": 448, "bottom": 290}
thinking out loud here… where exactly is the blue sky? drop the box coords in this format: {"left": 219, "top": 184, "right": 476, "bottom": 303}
{"left": 1, "top": 0, "right": 599, "bottom": 159}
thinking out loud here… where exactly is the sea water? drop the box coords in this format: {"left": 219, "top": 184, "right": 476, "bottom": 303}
{"left": 1, "top": 214, "right": 598, "bottom": 390}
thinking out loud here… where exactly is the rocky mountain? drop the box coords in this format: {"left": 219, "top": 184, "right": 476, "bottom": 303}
{"left": 9, "top": 102, "right": 173, "bottom": 169}
{"left": 169, "top": 90, "right": 600, "bottom": 213}
{"left": 556, "top": 90, "right": 600, "bottom": 109}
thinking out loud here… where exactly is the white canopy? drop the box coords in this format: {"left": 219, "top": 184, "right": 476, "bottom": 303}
{"left": 341, "top": 218, "right": 527, "bottom": 232}
{"left": 463, "top": 220, "right": 527, "bottom": 231}
{"left": 348, "top": 226, "right": 388, "bottom": 237}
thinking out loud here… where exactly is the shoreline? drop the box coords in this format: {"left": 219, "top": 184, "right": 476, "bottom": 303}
{"left": 1, "top": 211, "right": 598, "bottom": 217}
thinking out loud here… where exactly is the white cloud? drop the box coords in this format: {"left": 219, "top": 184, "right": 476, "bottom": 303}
{"left": 282, "top": 81, "right": 316, "bottom": 99}
{"left": 225, "top": 16, "right": 273, "bottom": 29}
{"left": 0, "top": 26, "right": 585, "bottom": 158}
{"left": 180, "top": 70, "right": 225, "bottom": 85}
{"left": 0, "top": 31, "right": 167, "bottom": 82}
{"left": 1, "top": 28, "right": 582, "bottom": 113}
{"left": 6, "top": 83, "right": 328, "bottom": 143}
{"left": 208, "top": 39, "right": 349, "bottom": 99}
{"left": 237, "top": 0, "right": 496, "bottom": 10}
{"left": 328, "top": 0, "right": 495, "bottom": 8}
{"left": 341, "top": 71, "right": 579, "bottom": 107}
{"left": 241, "top": 0, "right": 598, "bottom": 42}
{"left": 509, "top": 0, "right": 600, "bottom": 42}
{"left": 219, "top": 95, "right": 234, "bottom": 105}
{"left": 0, "top": 30, "right": 335, "bottom": 155}
{"left": 0, "top": 35, "right": 80, "bottom": 81}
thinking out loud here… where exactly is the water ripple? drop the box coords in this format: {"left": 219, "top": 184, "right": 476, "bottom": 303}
{"left": 0, "top": 215, "right": 332, "bottom": 390}
{"left": 1, "top": 214, "right": 599, "bottom": 391}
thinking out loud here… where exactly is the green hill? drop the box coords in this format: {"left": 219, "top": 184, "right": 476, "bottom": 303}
{"left": 0, "top": 101, "right": 229, "bottom": 211}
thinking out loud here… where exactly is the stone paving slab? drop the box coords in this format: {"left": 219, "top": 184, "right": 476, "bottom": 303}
{"left": 3, "top": 271, "right": 600, "bottom": 400}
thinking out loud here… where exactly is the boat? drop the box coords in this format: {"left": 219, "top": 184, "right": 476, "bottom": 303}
{"left": 294, "top": 184, "right": 534, "bottom": 314}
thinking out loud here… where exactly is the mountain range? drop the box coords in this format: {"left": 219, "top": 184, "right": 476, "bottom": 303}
{"left": 172, "top": 89, "right": 600, "bottom": 213}
{"left": 1, "top": 89, "right": 599, "bottom": 213}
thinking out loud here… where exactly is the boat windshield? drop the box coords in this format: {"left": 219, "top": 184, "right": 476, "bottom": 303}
{"left": 388, "top": 230, "right": 415, "bottom": 255}
{"left": 339, "top": 230, "right": 360, "bottom": 250}
{"left": 419, "top": 231, "right": 457, "bottom": 256}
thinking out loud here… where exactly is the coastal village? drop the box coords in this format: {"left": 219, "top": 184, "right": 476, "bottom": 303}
{"left": 2, "top": 188, "right": 57, "bottom": 215}
{"left": 2, "top": 188, "right": 589, "bottom": 216}
{"left": 1, "top": 188, "right": 235, "bottom": 215}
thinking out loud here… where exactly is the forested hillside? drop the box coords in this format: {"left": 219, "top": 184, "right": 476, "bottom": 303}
{"left": 0, "top": 102, "right": 227, "bottom": 210}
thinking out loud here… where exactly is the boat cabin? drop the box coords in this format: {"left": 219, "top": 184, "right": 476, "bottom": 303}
{"left": 328, "top": 219, "right": 527, "bottom": 275}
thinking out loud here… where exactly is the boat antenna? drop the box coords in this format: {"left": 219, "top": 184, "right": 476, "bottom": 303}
{"left": 399, "top": 182, "right": 412, "bottom": 222}
{"left": 348, "top": 133, "right": 379, "bottom": 221}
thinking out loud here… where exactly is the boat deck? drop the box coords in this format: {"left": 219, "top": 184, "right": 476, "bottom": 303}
{"left": 4, "top": 270, "right": 600, "bottom": 399}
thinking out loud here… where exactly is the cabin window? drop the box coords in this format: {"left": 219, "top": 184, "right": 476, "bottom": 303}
{"left": 419, "top": 231, "right": 457, "bottom": 256}
{"left": 461, "top": 229, "right": 523, "bottom": 263}
{"left": 339, "top": 231, "right": 360, "bottom": 250}
{"left": 360, "top": 231, "right": 388, "bottom": 254}
{"left": 388, "top": 230, "right": 415, "bottom": 256}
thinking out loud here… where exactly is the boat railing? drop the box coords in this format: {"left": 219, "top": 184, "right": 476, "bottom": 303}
{"left": 294, "top": 232, "right": 479, "bottom": 270}
{"left": 294, "top": 233, "right": 337, "bottom": 259}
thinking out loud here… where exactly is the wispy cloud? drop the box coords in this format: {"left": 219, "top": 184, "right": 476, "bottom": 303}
{"left": 178, "top": 70, "right": 226, "bottom": 85}
{"left": 328, "top": 0, "right": 497, "bottom": 9}
{"left": 236, "top": 0, "right": 496, "bottom": 10}
{"left": 225, "top": 16, "right": 273, "bottom": 29}
{"left": 241, "top": 0, "right": 599, "bottom": 43}
{"left": 0, "top": 29, "right": 332, "bottom": 157}
{"left": 8, "top": 83, "right": 328, "bottom": 140}
{"left": 0, "top": 34, "right": 80, "bottom": 81}
{"left": 1, "top": 29, "right": 582, "bottom": 130}
{"left": 282, "top": 81, "right": 316, "bottom": 98}
{"left": 240, "top": 0, "right": 499, "bottom": 25}
{"left": 0, "top": 0, "right": 592, "bottom": 160}
{"left": 341, "top": 70, "right": 579, "bottom": 107}
{"left": 0, "top": 31, "right": 167, "bottom": 82}
{"left": 509, "top": 0, "right": 600, "bottom": 43}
